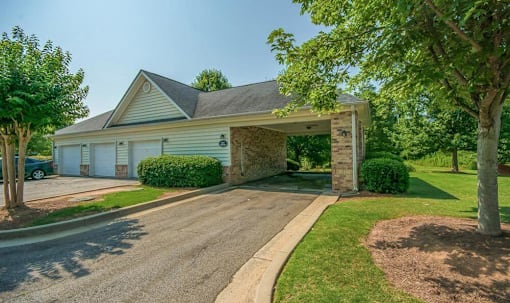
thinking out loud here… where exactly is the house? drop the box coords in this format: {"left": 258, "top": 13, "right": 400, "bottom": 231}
{"left": 53, "top": 70, "right": 370, "bottom": 192}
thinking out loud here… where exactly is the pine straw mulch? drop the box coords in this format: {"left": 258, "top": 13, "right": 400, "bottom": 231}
{"left": 365, "top": 216, "right": 510, "bottom": 303}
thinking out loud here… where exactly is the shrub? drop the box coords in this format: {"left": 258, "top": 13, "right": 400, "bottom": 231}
{"left": 137, "top": 155, "right": 223, "bottom": 188}
{"left": 287, "top": 159, "right": 300, "bottom": 171}
{"left": 365, "top": 151, "right": 404, "bottom": 162}
{"left": 405, "top": 163, "right": 416, "bottom": 172}
{"left": 361, "top": 158, "right": 409, "bottom": 193}
{"left": 410, "top": 151, "right": 477, "bottom": 170}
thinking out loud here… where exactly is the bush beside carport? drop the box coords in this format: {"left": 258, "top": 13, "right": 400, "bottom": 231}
{"left": 138, "top": 155, "right": 223, "bottom": 188}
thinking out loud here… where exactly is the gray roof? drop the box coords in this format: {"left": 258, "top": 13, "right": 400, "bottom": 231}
{"left": 55, "top": 71, "right": 366, "bottom": 136}
{"left": 55, "top": 110, "right": 113, "bottom": 135}
{"left": 142, "top": 70, "right": 200, "bottom": 117}
{"left": 194, "top": 80, "right": 290, "bottom": 118}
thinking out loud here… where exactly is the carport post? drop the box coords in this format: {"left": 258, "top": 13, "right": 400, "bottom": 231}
{"left": 351, "top": 105, "right": 358, "bottom": 192}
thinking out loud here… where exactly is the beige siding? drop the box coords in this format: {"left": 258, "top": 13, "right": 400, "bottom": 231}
{"left": 82, "top": 144, "right": 89, "bottom": 165}
{"left": 54, "top": 126, "right": 231, "bottom": 166}
{"left": 116, "top": 85, "right": 185, "bottom": 125}
{"left": 116, "top": 142, "right": 129, "bottom": 165}
{"left": 163, "top": 127, "right": 230, "bottom": 164}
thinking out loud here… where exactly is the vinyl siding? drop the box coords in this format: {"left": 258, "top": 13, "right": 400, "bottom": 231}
{"left": 116, "top": 84, "right": 185, "bottom": 125}
{"left": 54, "top": 146, "right": 59, "bottom": 164}
{"left": 116, "top": 143, "right": 129, "bottom": 165}
{"left": 81, "top": 144, "right": 89, "bottom": 165}
{"left": 163, "top": 127, "right": 230, "bottom": 164}
{"left": 54, "top": 125, "right": 231, "bottom": 166}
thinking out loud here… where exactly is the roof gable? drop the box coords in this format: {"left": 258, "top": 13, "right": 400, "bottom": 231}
{"left": 105, "top": 71, "right": 191, "bottom": 127}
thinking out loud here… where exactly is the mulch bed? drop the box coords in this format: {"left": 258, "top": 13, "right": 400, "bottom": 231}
{"left": 499, "top": 164, "right": 510, "bottom": 176}
{"left": 366, "top": 216, "right": 510, "bottom": 303}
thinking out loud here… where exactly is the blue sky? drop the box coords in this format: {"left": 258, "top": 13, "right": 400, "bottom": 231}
{"left": 1, "top": 0, "right": 322, "bottom": 118}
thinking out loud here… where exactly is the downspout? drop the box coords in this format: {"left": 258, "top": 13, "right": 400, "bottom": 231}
{"left": 351, "top": 105, "right": 358, "bottom": 192}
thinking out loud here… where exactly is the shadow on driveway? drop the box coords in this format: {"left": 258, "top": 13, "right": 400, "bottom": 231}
{"left": 0, "top": 218, "right": 146, "bottom": 294}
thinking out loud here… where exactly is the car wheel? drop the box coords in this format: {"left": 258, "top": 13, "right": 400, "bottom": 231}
{"left": 31, "top": 169, "right": 45, "bottom": 180}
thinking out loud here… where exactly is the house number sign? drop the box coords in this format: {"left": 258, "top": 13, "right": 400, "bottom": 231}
{"left": 219, "top": 139, "right": 228, "bottom": 147}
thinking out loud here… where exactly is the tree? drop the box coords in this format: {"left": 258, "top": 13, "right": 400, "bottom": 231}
{"left": 287, "top": 135, "right": 331, "bottom": 168}
{"left": 191, "top": 69, "right": 232, "bottom": 92}
{"left": 499, "top": 103, "right": 510, "bottom": 163}
{"left": 0, "top": 26, "right": 89, "bottom": 209}
{"left": 26, "top": 132, "right": 53, "bottom": 156}
{"left": 268, "top": 1, "right": 510, "bottom": 235}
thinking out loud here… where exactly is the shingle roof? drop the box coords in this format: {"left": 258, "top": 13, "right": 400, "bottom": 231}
{"left": 55, "top": 110, "right": 113, "bottom": 135}
{"left": 142, "top": 70, "right": 200, "bottom": 117}
{"left": 194, "top": 80, "right": 290, "bottom": 118}
{"left": 54, "top": 71, "right": 367, "bottom": 136}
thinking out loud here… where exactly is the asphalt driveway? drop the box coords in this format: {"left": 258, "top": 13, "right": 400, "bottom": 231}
{"left": 0, "top": 176, "right": 139, "bottom": 206}
{"left": 0, "top": 188, "right": 317, "bottom": 303}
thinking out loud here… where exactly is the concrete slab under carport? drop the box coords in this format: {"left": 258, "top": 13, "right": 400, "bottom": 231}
{"left": 242, "top": 172, "right": 332, "bottom": 192}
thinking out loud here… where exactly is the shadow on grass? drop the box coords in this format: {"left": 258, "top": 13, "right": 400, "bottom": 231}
{"left": 462, "top": 207, "right": 510, "bottom": 224}
{"left": 0, "top": 218, "right": 146, "bottom": 294}
{"left": 405, "top": 177, "right": 458, "bottom": 200}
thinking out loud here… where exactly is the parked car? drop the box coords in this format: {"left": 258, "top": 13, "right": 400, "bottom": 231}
{"left": 0, "top": 157, "right": 54, "bottom": 180}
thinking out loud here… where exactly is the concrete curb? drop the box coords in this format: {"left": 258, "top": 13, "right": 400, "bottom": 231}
{"left": 215, "top": 193, "right": 338, "bottom": 303}
{"left": 0, "top": 183, "right": 230, "bottom": 241}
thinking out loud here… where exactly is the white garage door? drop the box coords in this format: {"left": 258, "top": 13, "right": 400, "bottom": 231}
{"left": 92, "top": 143, "right": 115, "bottom": 177}
{"left": 130, "top": 140, "right": 161, "bottom": 178}
{"left": 60, "top": 145, "right": 81, "bottom": 175}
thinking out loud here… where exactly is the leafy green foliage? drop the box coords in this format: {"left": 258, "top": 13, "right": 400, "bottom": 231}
{"left": 286, "top": 158, "right": 300, "bottom": 171}
{"left": 499, "top": 104, "right": 510, "bottom": 163}
{"left": 411, "top": 150, "right": 477, "bottom": 170}
{"left": 361, "top": 158, "right": 409, "bottom": 193}
{"left": 138, "top": 155, "right": 223, "bottom": 188}
{"left": 365, "top": 151, "right": 403, "bottom": 162}
{"left": 0, "top": 26, "right": 89, "bottom": 207}
{"left": 26, "top": 132, "right": 52, "bottom": 156}
{"left": 287, "top": 135, "right": 330, "bottom": 169}
{"left": 191, "top": 69, "right": 232, "bottom": 92}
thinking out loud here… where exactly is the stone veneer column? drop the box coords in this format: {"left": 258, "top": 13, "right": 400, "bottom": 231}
{"left": 80, "top": 165, "right": 89, "bottom": 176}
{"left": 115, "top": 165, "right": 128, "bottom": 178}
{"left": 331, "top": 112, "right": 354, "bottom": 192}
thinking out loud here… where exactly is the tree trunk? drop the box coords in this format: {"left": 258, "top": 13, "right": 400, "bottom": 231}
{"left": 5, "top": 142, "right": 17, "bottom": 207}
{"left": 451, "top": 147, "right": 459, "bottom": 172}
{"left": 477, "top": 104, "right": 503, "bottom": 236}
{"left": 15, "top": 127, "right": 30, "bottom": 206}
{"left": 0, "top": 139, "right": 10, "bottom": 209}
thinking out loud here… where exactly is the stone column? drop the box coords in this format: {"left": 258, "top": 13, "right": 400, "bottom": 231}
{"left": 331, "top": 112, "right": 354, "bottom": 192}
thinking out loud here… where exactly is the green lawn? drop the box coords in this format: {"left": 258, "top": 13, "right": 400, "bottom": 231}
{"left": 30, "top": 186, "right": 172, "bottom": 226}
{"left": 274, "top": 168, "right": 510, "bottom": 303}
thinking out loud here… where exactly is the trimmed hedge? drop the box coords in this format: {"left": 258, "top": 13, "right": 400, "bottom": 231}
{"left": 361, "top": 158, "right": 409, "bottom": 193}
{"left": 137, "top": 155, "right": 223, "bottom": 188}
{"left": 366, "top": 151, "right": 404, "bottom": 162}
{"left": 287, "top": 159, "right": 300, "bottom": 171}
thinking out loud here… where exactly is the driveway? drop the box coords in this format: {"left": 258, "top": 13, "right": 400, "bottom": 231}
{"left": 0, "top": 177, "right": 139, "bottom": 206}
{"left": 0, "top": 188, "right": 317, "bottom": 303}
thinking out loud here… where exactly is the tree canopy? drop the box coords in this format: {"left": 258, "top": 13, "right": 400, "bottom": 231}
{"left": 268, "top": 0, "right": 510, "bottom": 235}
{"left": 0, "top": 26, "right": 89, "bottom": 208}
{"left": 191, "top": 69, "right": 232, "bottom": 92}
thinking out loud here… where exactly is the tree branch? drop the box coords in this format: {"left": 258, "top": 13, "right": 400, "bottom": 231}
{"left": 424, "top": 0, "right": 483, "bottom": 53}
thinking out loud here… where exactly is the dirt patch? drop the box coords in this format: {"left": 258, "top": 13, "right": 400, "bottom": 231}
{"left": 0, "top": 186, "right": 188, "bottom": 230}
{"left": 366, "top": 216, "right": 510, "bottom": 303}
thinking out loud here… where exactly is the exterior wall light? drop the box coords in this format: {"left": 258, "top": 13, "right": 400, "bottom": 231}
{"left": 220, "top": 134, "right": 226, "bottom": 139}
{"left": 341, "top": 130, "right": 348, "bottom": 137}
{"left": 118, "top": 141, "right": 124, "bottom": 145}
{"left": 163, "top": 138, "right": 169, "bottom": 143}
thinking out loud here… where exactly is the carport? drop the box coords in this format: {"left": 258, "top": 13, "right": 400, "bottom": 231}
{"left": 224, "top": 105, "right": 369, "bottom": 193}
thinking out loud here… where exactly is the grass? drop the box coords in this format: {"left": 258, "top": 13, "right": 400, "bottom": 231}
{"left": 30, "top": 186, "right": 171, "bottom": 226}
{"left": 274, "top": 167, "right": 510, "bottom": 303}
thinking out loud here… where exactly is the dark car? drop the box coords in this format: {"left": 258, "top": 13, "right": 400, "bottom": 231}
{"left": 0, "top": 157, "right": 54, "bottom": 180}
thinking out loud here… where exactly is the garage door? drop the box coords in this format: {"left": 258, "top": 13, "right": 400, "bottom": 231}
{"left": 60, "top": 145, "right": 81, "bottom": 175}
{"left": 92, "top": 143, "right": 115, "bottom": 177}
{"left": 130, "top": 140, "right": 161, "bottom": 178}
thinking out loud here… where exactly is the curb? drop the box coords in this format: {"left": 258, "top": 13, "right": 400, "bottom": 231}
{"left": 0, "top": 183, "right": 230, "bottom": 241}
{"left": 215, "top": 193, "right": 338, "bottom": 303}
